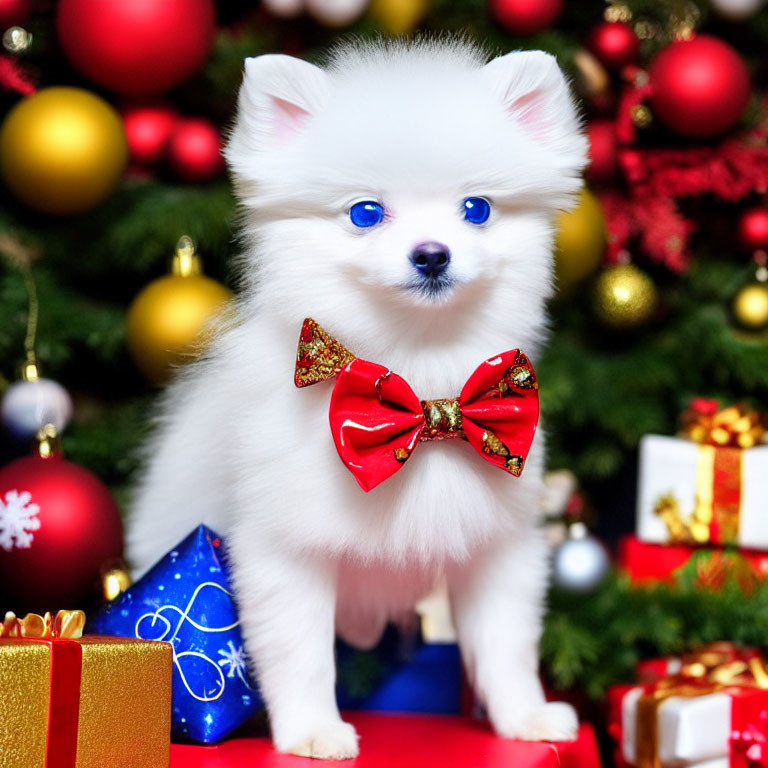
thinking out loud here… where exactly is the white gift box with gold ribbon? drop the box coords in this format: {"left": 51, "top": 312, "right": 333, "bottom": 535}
{"left": 636, "top": 434, "right": 768, "bottom": 549}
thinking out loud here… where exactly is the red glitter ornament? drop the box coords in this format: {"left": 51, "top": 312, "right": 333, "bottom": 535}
{"left": 0, "top": 0, "right": 34, "bottom": 28}
{"left": 56, "top": 0, "right": 216, "bottom": 97}
{"left": 122, "top": 104, "right": 179, "bottom": 167}
{"left": 587, "top": 21, "right": 639, "bottom": 70}
{"left": 738, "top": 207, "right": 768, "bottom": 251}
{"left": 166, "top": 118, "right": 224, "bottom": 184}
{"left": 0, "top": 443, "right": 123, "bottom": 612}
{"left": 649, "top": 35, "right": 751, "bottom": 139}
{"left": 488, "top": 0, "right": 563, "bottom": 36}
{"left": 586, "top": 120, "right": 619, "bottom": 183}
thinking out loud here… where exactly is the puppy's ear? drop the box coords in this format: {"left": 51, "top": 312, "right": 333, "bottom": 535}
{"left": 224, "top": 55, "right": 328, "bottom": 189}
{"left": 483, "top": 51, "right": 586, "bottom": 169}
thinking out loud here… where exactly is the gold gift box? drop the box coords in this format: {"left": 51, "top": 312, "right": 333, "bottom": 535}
{"left": 0, "top": 611, "right": 172, "bottom": 768}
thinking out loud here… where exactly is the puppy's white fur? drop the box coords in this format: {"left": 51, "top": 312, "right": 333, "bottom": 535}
{"left": 127, "top": 39, "right": 587, "bottom": 759}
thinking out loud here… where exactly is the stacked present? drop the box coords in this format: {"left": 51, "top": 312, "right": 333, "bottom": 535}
{"left": 620, "top": 399, "right": 768, "bottom": 584}
{"left": 609, "top": 643, "right": 768, "bottom": 768}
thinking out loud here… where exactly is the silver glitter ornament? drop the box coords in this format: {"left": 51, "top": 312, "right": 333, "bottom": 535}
{"left": 551, "top": 522, "right": 609, "bottom": 593}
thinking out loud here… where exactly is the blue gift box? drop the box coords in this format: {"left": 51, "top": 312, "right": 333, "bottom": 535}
{"left": 88, "top": 525, "right": 262, "bottom": 744}
{"left": 336, "top": 625, "right": 462, "bottom": 715}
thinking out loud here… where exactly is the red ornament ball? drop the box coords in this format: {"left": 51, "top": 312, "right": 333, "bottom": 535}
{"left": 586, "top": 120, "right": 619, "bottom": 183}
{"left": 122, "top": 104, "right": 179, "bottom": 167}
{"left": 587, "top": 21, "right": 639, "bottom": 70}
{"left": 166, "top": 118, "right": 224, "bottom": 183}
{"left": 648, "top": 35, "right": 751, "bottom": 139}
{"left": 738, "top": 207, "right": 768, "bottom": 251}
{"left": 489, "top": 0, "right": 563, "bottom": 36}
{"left": 0, "top": 453, "right": 123, "bottom": 612}
{"left": 56, "top": 0, "right": 216, "bottom": 98}
{"left": 0, "top": 0, "right": 33, "bottom": 28}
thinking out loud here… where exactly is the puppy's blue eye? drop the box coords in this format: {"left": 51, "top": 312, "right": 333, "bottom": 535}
{"left": 350, "top": 201, "right": 384, "bottom": 228}
{"left": 463, "top": 197, "right": 491, "bottom": 225}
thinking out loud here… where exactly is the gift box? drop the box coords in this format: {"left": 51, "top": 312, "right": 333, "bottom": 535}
{"left": 0, "top": 609, "right": 172, "bottom": 768}
{"left": 88, "top": 524, "right": 263, "bottom": 744}
{"left": 636, "top": 404, "right": 768, "bottom": 550}
{"left": 609, "top": 643, "right": 768, "bottom": 768}
{"left": 336, "top": 625, "right": 464, "bottom": 714}
{"left": 169, "top": 712, "right": 602, "bottom": 768}
{"left": 618, "top": 535, "right": 768, "bottom": 585}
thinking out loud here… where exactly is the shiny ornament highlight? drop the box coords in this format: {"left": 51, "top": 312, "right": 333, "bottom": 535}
{"left": 0, "top": 87, "right": 127, "bottom": 215}
{"left": 554, "top": 188, "right": 606, "bottom": 293}
{"left": 710, "top": 0, "right": 764, "bottom": 21}
{"left": 489, "top": 0, "right": 563, "bottom": 35}
{"left": 0, "top": 430, "right": 123, "bottom": 612}
{"left": 551, "top": 523, "right": 609, "bottom": 593}
{"left": 738, "top": 207, "right": 768, "bottom": 251}
{"left": 732, "top": 282, "right": 768, "bottom": 331}
{"left": 370, "top": 0, "right": 429, "bottom": 34}
{"left": 649, "top": 36, "right": 751, "bottom": 139}
{"left": 125, "top": 238, "right": 233, "bottom": 385}
{"left": 122, "top": 104, "right": 179, "bottom": 168}
{"left": 1, "top": 376, "right": 72, "bottom": 440}
{"left": 587, "top": 21, "right": 639, "bottom": 70}
{"left": 262, "top": 0, "right": 304, "bottom": 16}
{"left": 56, "top": 0, "right": 215, "bottom": 97}
{"left": 306, "top": 0, "right": 369, "bottom": 26}
{"left": 594, "top": 264, "right": 658, "bottom": 329}
{"left": 165, "top": 118, "right": 224, "bottom": 184}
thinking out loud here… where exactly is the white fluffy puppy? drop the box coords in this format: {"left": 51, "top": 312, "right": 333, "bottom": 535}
{"left": 127, "top": 39, "right": 587, "bottom": 760}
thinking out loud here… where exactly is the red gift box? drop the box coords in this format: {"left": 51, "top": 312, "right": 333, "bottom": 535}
{"left": 170, "top": 712, "right": 601, "bottom": 768}
{"left": 618, "top": 535, "right": 768, "bottom": 584}
{"left": 607, "top": 645, "right": 768, "bottom": 768}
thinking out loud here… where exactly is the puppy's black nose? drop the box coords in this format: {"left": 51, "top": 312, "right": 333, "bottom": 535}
{"left": 410, "top": 242, "right": 451, "bottom": 279}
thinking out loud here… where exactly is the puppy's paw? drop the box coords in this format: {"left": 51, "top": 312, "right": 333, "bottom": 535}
{"left": 497, "top": 701, "right": 578, "bottom": 742}
{"left": 287, "top": 720, "right": 360, "bottom": 760}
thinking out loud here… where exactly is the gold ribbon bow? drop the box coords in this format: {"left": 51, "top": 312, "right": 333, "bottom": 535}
{"left": 0, "top": 610, "right": 85, "bottom": 639}
{"left": 636, "top": 643, "right": 768, "bottom": 768}
{"left": 680, "top": 402, "right": 766, "bottom": 449}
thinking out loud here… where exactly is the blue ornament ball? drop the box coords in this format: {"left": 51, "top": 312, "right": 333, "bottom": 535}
{"left": 1, "top": 377, "right": 73, "bottom": 439}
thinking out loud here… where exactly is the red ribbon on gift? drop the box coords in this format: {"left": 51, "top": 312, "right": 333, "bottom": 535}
{"left": 1, "top": 611, "right": 85, "bottom": 768}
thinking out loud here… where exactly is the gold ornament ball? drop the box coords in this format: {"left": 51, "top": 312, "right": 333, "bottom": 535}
{"left": 732, "top": 283, "right": 768, "bottom": 331}
{"left": 370, "top": 0, "right": 429, "bottom": 34}
{"left": 554, "top": 187, "right": 606, "bottom": 293}
{"left": 594, "top": 264, "right": 658, "bottom": 328}
{"left": 0, "top": 87, "right": 127, "bottom": 215}
{"left": 126, "top": 245, "right": 233, "bottom": 385}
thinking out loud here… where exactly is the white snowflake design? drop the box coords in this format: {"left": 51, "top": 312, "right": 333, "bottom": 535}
{"left": 0, "top": 489, "right": 41, "bottom": 551}
{"left": 217, "top": 640, "right": 252, "bottom": 686}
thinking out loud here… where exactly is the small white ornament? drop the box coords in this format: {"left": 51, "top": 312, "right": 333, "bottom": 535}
{"left": 0, "top": 489, "right": 41, "bottom": 551}
{"left": 306, "top": 0, "right": 369, "bottom": 26}
{"left": 1, "top": 377, "right": 73, "bottom": 440}
{"left": 551, "top": 522, "right": 609, "bottom": 593}
{"left": 710, "top": 0, "right": 764, "bottom": 20}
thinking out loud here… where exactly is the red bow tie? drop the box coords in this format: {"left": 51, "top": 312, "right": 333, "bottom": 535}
{"left": 295, "top": 319, "right": 539, "bottom": 492}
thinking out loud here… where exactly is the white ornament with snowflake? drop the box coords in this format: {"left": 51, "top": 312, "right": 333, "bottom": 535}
{"left": 0, "top": 489, "right": 41, "bottom": 551}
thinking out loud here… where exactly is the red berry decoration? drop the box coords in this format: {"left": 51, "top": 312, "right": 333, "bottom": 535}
{"left": 122, "top": 104, "right": 179, "bottom": 167}
{"left": 0, "top": 436, "right": 123, "bottom": 612}
{"left": 0, "top": 0, "right": 34, "bottom": 28}
{"left": 166, "top": 118, "right": 224, "bottom": 183}
{"left": 648, "top": 35, "right": 751, "bottom": 139}
{"left": 489, "top": 0, "right": 563, "bottom": 36}
{"left": 738, "top": 207, "right": 768, "bottom": 251}
{"left": 587, "top": 21, "right": 639, "bottom": 70}
{"left": 56, "top": 0, "right": 216, "bottom": 98}
{"left": 586, "top": 120, "right": 619, "bottom": 183}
